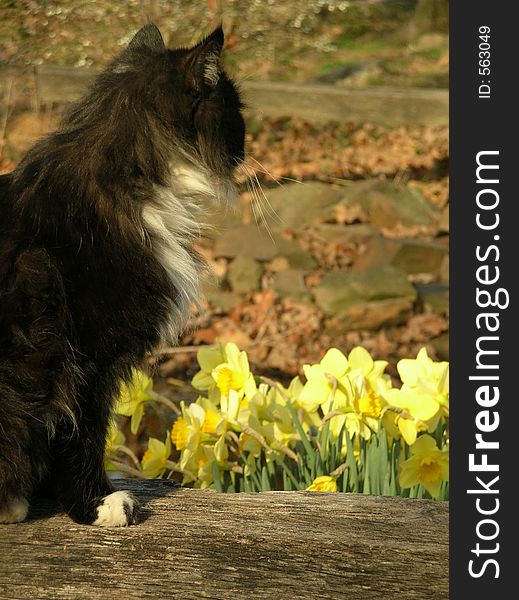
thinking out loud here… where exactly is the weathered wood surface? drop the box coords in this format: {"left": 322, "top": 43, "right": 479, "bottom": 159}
{"left": 0, "top": 479, "right": 448, "bottom": 599}
{"left": 1, "top": 65, "right": 448, "bottom": 126}
{"left": 241, "top": 81, "right": 448, "bottom": 126}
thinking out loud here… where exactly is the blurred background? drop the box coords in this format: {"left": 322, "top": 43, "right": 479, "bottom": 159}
{"left": 0, "top": 1, "right": 448, "bottom": 436}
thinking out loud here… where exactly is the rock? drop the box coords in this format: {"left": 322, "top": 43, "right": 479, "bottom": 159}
{"left": 430, "top": 333, "right": 449, "bottom": 361}
{"left": 416, "top": 283, "right": 449, "bottom": 314}
{"left": 213, "top": 224, "right": 278, "bottom": 261}
{"left": 265, "top": 256, "right": 290, "bottom": 272}
{"left": 439, "top": 207, "right": 449, "bottom": 233}
{"left": 265, "top": 182, "right": 345, "bottom": 231}
{"left": 203, "top": 206, "right": 244, "bottom": 231}
{"left": 313, "top": 223, "right": 376, "bottom": 245}
{"left": 327, "top": 297, "right": 414, "bottom": 332}
{"left": 227, "top": 256, "right": 263, "bottom": 294}
{"left": 273, "top": 237, "right": 317, "bottom": 270}
{"left": 313, "top": 266, "right": 417, "bottom": 315}
{"left": 272, "top": 269, "right": 312, "bottom": 302}
{"left": 439, "top": 255, "right": 449, "bottom": 282}
{"left": 390, "top": 240, "right": 447, "bottom": 277}
{"left": 337, "top": 179, "right": 440, "bottom": 232}
{"left": 353, "top": 236, "right": 401, "bottom": 271}
{"left": 353, "top": 237, "right": 448, "bottom": 279}
{"left": 203, "top": 284, "right": 242, "bottom": 311}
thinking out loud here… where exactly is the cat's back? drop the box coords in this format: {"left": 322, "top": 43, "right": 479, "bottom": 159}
{"left": 0, "top": 172, "right": 13, "bottom": 215}
{"left": 0, "top": 172, "right": 18, "bottom": 269}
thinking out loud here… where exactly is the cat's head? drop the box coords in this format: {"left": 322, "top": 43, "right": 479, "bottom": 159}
{"left": 110, "top": 23, "right": 245, "bottom": 196}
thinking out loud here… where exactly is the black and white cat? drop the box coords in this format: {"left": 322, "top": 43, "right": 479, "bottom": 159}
{"left": 0, "top": 23, "right": 244, "bottom": 525}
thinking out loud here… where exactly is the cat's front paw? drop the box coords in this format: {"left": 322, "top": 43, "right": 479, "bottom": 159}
{"left": 0, "top": 496, "right": 29, "bottom": 524}
{"left": 93, "top": 491, "right": 139, "bottom": 527}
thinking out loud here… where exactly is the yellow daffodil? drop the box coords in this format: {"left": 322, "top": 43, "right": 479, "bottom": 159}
{"left": 214, "top": 433, "right": 229, "bottom": 464}
{"left": 381, "top": 386, "right": 440, "bottom": 445}
{"left": 191, "top": 344, "right": 227, "bottom": 401}
{"left": 211, "top": 342, "right": 257, "bottom": 401}
{"left": 299, "top": 347, "right": 390, "bottom": 417}
{"left": 172, "top": 402, "right": 204, "bottom": 452}
{"left": 244, "top": 385, "right": 301, "bottom": 450}
{"left": 105, "top": 419, "right": 126, "bottom": 455}
{"left": 141, "top": 435, "right": 171, "bottom": 478}
{"left": 171, "top": 416, "right": 189, "bottom": 451}
{"left": 299, "top": 348, "right": 351, "bottom": 413}
{"left": 126, "top": 342, "right": 450, "bottom": 499}
{"left": 115, "top": 368, "right": 153, "bottom": 434}
{"left": 104, "top": 420, "right": 127, "bottom": 472}
{"left": 194, "top": 446, "right": 217, "bottom": 488}
{"left": 306, "top": 475, "right": 338, "bottom": 492}
{"left": 399, "top": 434, "right": 449, "bottom": 498}
{"left": 397, "top": 348, "right": 449, "bottom": 427}
{"left": 347, "top": 346, "right": 390, "bottom": 389}
{"left": 321, "top": 370, "right": 385, "bottom": 442}
{"left": 239, "top": 431, "right": 263, "bottom": 457}
{"left": 171, "top": 399, "right": 225, "bottom": 474}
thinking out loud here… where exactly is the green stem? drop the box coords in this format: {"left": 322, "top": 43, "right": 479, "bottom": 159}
{"left": 107, "top": 459, "right": 148, "bottom": 479}
{"left": 148, "top": 390, "right": 181, "bottom": 415}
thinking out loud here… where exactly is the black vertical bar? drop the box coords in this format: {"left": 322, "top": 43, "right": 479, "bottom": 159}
{"left": 451, "top": 1, "right": 514, "bottom": 597}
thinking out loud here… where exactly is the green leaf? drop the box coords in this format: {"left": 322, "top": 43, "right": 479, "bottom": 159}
{"left": 319, "top": 418, "right": 331, "bottom": 465}
{"left": 278, "top": 457, "right": 300, "bottom": 490}
{"left": 211, "top": 461, "right": 223, "bottom": 493}
{"left": 345, "top": 432, "right": 359, "bottom": 493}
{"left": 387, "top": 439, "right": 397, "bottom": 496}
{"left": 261, "top": 465, "right": 272, "bottom": 491}
{"left": 266, "top": 459, "right": 277, "bottom": 490}
{"left": 286, "top": 401, "right": 315, "bottom": 459}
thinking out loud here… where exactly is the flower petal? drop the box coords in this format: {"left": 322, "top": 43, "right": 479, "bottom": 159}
{"left": 399, "top": 456, "right": 420, "bottom": 489}
{"left": 398, "top": 417, "right": 417, "bottom": 445}
{"left": 320, "top": 348, "right": 349, "bottom": 378}
{"left": 410, "top": 433, "right": 439, "bottom": 456}
{"left": 299, "top": 379, "right": 330, "bottom": 412}
{"left": 397, "top": 358, "right": 423, "bottom": 387}
{"left": 348, "top": 347, "right": 373, "bottom": 375}
{"left": 423, "top": 479, "right": 442, "bottom": 499}
{"left": 197, "top": 345, "right": 225, "bottom": 372}
{"left": 130, "top": 403, "right": 144, "bottom": 435}
{"left": 191, "top": 371, "right": 215, "bottom": 391}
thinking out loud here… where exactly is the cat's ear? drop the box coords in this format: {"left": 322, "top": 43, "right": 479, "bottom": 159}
{"left": 114, "top": 23, "right": 165, "bottom": 72}
{"left": 127, "top": 23, "right": 165, "bottom": 52}
{"left": 187, "top": 26, "right": 225, "bottom": 90}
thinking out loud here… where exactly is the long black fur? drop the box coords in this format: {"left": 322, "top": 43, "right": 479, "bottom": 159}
{"left": 0, "top": 23, "right": 244, "bottom": 525}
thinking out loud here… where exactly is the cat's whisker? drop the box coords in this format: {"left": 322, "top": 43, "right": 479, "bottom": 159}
{"left": 243, "top": 162, "right": 280, "bottom": 231}
{"left": 247, "top": 180, "right": 262, "bottom": 230}
{"left": 248, "top": 176, "right": 276, "bottom": 244}
{"left": 250, "top": 169, "right": 284, "bottom": 226}
{"left": 242, "top": 160, "right": 283, "bottom": 227}
{"left": 246, "top": 153, "right": 303, "bottom": 186}
{"left": 246, "top": 177, "right": 262, "bottom": 227}
{"left": 245, "top": 154, "right": 282, "bottom": 186}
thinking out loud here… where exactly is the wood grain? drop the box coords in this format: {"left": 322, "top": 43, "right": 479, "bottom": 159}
{"left": 0, "top": 479, "right": 448, "bottom": 599}
{"left": 0, "top": 65, "right": 447, "bottom": 127}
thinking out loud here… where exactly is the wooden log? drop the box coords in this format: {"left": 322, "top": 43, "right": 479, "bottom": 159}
{"left": 242, "top": 81, "right": 448, "bottom": 127}
{"left": 27, "top": 65, "right": 448, "bottom": 126}
{"left": 0, "top": 479, "right": 448, "bottom": 599}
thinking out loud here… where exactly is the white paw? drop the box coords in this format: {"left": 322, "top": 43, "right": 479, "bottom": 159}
{"left": 93, "top": 491, "right": 138, "bottom": 527}
{"left": 0, "top": 496, "right": 29, "bottom": 524}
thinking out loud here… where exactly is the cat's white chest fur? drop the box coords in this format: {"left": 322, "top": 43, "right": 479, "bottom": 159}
{"left": 142, "top": 165, "right": 234, "bottom": 346}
